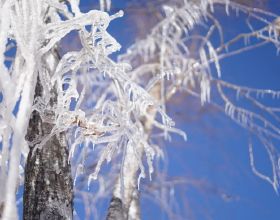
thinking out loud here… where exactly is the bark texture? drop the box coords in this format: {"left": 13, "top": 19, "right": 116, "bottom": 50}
{"left": 106, "top": 160, "right": 141, "bottom": 220}
{"left": 23, "top": 65, "right": 73, "bottom": 218}
{"left": 106, "top": 192, "right": 140, "bottom": 220}
{"left": 106, "top": 197, "right": 126, "bottom": 220}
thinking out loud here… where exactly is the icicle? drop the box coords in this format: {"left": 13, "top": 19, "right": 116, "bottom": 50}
{"left": 69, "top": 0, "right": 81, "bottom": 16}
{"left": 200, "top": 74, "right": 211, "bottom": 105}
{"left": 137, "top": 169, "right": 145, "bottom": 190}
{"left": 106, "top": 0, "right": 111, "bottom": 11}
{"left": 225, "top": 0, "right": 230, "bottom": 15}
{"left": 162, "top": 5, "right": 174, "bottom": 17}
{"left": 143, "top": 143, "right": 155, "bottom": 181}
{"left": 99, "top": 0, "right": 112, "bottom": 11}
{"left": 207, "top": 42, "right": 221, "bottom": 77}
{"left": 208, "top": 0, "right": 214, "bottom": 13}
{"left": 236, "top": 88, "right": 241, "bottom": 100}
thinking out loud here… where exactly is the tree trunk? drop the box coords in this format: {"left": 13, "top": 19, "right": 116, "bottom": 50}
{"left": 23, "top": 53, "right": 73, "bottom": 219}
{"left": 106, "top": 196, "right": 126, "bottom": 220}
{"left": 106, "top": 192, "right": 140, "bottom": 220}
{"left": 106, "top": 83, "right": 160, "bottom": 220}
{"left": 106, "top": 146, "right": 141, "bottom": 220}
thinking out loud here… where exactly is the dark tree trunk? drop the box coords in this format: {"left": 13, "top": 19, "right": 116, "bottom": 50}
{"left": 106, "top": 196, "right": 126, "bottom": 220}
{"left": 106, "top": 189, "right": 140, "bottom": 220}
{"left": 23, "top": 117, "right": 73, "bottom": 219}
{"left": 23, "top": 57, "right": 73, "bottom": 219}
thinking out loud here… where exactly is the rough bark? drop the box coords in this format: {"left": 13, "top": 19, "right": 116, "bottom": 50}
{"left": 23, "top": 56, "right": 73, "bottom": 219}
{"left": 106, "top": 185, "right": 140, "bottom": 220}
{"left": 106, "top": 197, "right": 126, "bottom": 220}
{"left": 23, "top": 117, "right": 73, "bottom": 219}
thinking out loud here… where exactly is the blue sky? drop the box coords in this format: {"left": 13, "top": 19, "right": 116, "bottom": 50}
{"left": 98, "top": 1, "right": 280, "bottom": 220}
{"left": 76, "top": 0, "right": 280, "bottom": 219}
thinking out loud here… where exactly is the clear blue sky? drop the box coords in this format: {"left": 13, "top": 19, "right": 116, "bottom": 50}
{"left": 95, "top": 1, "right": 280, "bottom": 219}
